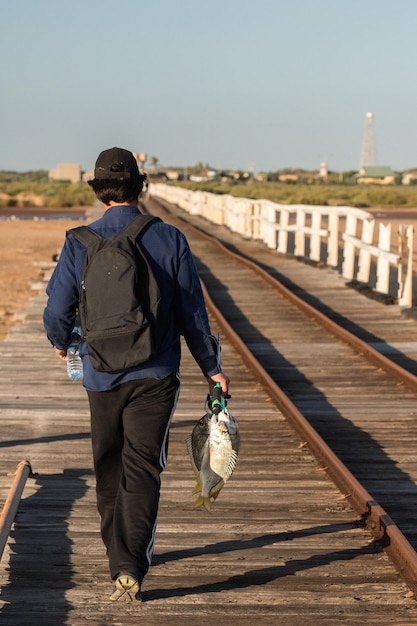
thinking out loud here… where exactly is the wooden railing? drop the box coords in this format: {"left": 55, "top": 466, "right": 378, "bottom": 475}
{"left": 0, "top": 460, "right": 33, "bottom": 560}
{"left": 150, "top": 183, "right": 414, "bottom": 308}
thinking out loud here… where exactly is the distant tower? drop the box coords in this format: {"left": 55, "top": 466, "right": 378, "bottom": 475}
{"left": 360, "top": 112, "right": 374, "bottom": 168}
{"left": 319, "top": 160, "right": 328, "bottom": 181}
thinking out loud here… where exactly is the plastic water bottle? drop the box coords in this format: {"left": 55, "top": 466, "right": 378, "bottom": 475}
{"left": 67, "top": 328, "right": 83, "bottom": 381}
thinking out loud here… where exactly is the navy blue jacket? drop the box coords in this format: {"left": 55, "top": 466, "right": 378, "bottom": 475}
{"left": 43, "top": 205, "right": 220, "bottom": 391}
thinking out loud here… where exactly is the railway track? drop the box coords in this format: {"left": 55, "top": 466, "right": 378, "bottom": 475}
{"left": 144, "top": 194, "right": 417, "bottom": 595}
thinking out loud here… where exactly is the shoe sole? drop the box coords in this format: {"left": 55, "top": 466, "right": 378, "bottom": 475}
{"left": 109, "top": 575, "right": 141, "bottom": 603}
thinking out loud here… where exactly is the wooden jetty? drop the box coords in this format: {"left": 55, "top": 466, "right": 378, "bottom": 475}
{"left": 0, "top": 227, "right": 416, "bottom": 624}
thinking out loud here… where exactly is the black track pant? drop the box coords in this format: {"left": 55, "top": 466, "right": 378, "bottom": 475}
{"left": 87, "top": 372, "right": 180, "bottom": 582}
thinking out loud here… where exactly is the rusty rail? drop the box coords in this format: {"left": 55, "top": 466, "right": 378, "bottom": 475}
{"left": 201, "top": 280, "right": 417, "bottom": 595}
{"left": 0, "top": 460, "right": 33, "bottom": 560}
{"left": 151, "top": 195, "right": 417, "bottom": 593}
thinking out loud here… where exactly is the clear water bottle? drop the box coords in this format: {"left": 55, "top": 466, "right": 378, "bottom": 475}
{"left": 67, "top": 328, "right": 83, "bottom": 381}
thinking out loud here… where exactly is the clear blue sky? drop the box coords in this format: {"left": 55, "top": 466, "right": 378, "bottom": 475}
{"left": 1, "top": 0, "right": 416, "bottom": 173}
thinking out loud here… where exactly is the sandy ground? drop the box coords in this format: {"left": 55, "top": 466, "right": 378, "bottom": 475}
{"left": 0, "top": 211, "right": 87, "bottom": 340}
{"left": 1, "top": 205, "right": 417, "bottom": 342}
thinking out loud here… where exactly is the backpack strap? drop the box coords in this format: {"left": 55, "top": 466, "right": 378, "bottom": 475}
{"left": 67, "top": 214, "right": 161, "bottom": 247}
{"left": 67, "top": 225, "right": 103, "bottom": 247}
{"left": 120, "top": 214, "right": 162, "bottom": 239}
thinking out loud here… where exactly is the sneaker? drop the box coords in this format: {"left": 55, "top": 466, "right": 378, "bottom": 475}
{"left": 109, "top": 574, "right": 141, "bottom": 603}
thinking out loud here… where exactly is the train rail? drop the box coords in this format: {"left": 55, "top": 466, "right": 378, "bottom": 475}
{"left": 144, "top": 194, "right": 417, "bottom": 595}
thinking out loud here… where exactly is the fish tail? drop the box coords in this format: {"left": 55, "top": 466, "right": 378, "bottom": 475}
{"left": 193, "top": 495, "right": 212, "bottom": 512}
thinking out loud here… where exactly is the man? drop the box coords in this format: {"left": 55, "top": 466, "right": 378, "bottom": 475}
{"left": 43, "top": 147, "right": 229, "bottom": 603}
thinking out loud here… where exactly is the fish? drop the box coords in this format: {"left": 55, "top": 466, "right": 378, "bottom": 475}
{"left": 186, "top": 408, "right": 240, "bottom": 512}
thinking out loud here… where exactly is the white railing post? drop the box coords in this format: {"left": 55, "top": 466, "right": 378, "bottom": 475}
{"left": 295, "top": 209, "right": 306, "bottom": 257}
{"left": 223, "top": 195, "right": 234, "bottom": 230}
{"left": 398, "top": 224, "right": 414, "bottom": 307}
{"left": 190, "top": 191, "right": 201, "bottom": 215}
{"left": 277, "top": 209, "right": 289, "bottom": 253}
{"left": 327, "top": 211, "right": 339, "bottom": 267}
{"left": 357, "top": 217, "right": 375, "bottom": 283}
{"left": 342, "top": 214, "right": 357, "bottom": 279}
{"left": 310, "top": 211, "right": 322, "bottom": 262}
{"left": 252, "top": 201, "right": 262, "bottom": 240}
{"left": 262, "top": 201, "right": 278, "bottom": 249}
{"left": 244, "top": 201, "right": 254, "bottom": 239}
{"left": 376, "top": 223, "right": 391, "bottom": 294}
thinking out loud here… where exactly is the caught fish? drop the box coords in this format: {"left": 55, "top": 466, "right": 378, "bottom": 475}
{"left": 186, "top": 385, "right": 240, "bottom": 511}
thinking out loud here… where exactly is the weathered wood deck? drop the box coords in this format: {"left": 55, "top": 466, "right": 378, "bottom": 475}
{"left": 0, "top": 218, "right": 417, "bottom": 623}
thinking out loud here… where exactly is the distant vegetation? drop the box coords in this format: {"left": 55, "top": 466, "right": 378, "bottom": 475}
{"left": 2, "top": 168, "right": 417, "bottom": 209}
{"left": 0, "top": 171, "right": 94, "bottom": 208}
{"left": 169, "top": 179, "right": 417, "bottom": 208}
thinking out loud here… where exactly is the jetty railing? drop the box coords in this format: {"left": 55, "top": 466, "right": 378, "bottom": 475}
{"left": 150, "top": 183, "right": 414, "bottom": 308}
{"left": 0, "top": 460, "right": 33, "bottom": 561}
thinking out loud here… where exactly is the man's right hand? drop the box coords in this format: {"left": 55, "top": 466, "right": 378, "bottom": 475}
{"left": 206, "top": 371, "right": 230, "bottom": 395}
{"left": 54, "top": 346, "right": 68, "bottom": 361}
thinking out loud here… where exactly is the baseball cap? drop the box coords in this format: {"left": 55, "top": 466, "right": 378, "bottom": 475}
{"left": 93, "top": 147, "right": 141, "bottom": 180}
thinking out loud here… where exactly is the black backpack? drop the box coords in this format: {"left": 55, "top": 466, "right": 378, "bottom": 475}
{"left": 67, "top": 214, "right": 162, "bottom": 372}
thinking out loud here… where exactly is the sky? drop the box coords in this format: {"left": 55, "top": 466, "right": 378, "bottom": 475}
{"left": 1, "top": 0, "right": 417, "bottom": 174}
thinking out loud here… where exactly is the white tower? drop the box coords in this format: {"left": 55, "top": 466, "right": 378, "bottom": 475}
{"left": 319, "top": 160, "right": 328, "bottom": 180}
{"left": 360, "top": 112, "right": 374, "bottom": 168}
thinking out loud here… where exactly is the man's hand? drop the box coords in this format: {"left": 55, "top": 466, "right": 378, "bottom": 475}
{"left": 53, "top": 347, "right": 68, "bottom": 361}
{"left": 206, "top": 371, "right": 230, "bottom": 395}
{"left": 53, "top": 330, "right": 80, "bottom": 361}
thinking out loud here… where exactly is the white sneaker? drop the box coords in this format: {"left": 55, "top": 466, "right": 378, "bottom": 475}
{"left": 109, "top": 574, "right": 141, "bottom": 603}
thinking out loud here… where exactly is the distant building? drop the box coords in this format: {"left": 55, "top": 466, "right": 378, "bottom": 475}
{"left": 188, "top": 169, "right": 217, "bottom": 183}
{"left": 82, "top": 169, "right": 94, "bottom": 182}
{"left": 278, "top": 173, "right": 299, "bottom": 182}
{"left": 133, "top": 152, "right": 147, "bottom": 168}
{"left": 402, "top": 170, "right": 417, "bottom": 185}
{"left": 355, "top": 166, "right": 396, "bottom": 185}
{"left": 166, "top": 170, "right": 181, "bottom": 181}
{"left": 49, "top": 163, "right": 81, "bottom": 183}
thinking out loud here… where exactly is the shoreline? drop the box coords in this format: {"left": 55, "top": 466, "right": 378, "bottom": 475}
{"left": 0, "top": 205, "right": 86, "bottom": 219}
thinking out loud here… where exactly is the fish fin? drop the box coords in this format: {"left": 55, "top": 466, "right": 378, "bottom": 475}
{"left": 191, "top": 474, "right": 202, "bottom": 494}
{"left": 209, "top": 476, "right": 225, "bottom": 500}
{"left": 224, "top": 450, "right": 239, "bottom": 481}
{"left": 193, "top": 495, "right": 212, "bottom": 512}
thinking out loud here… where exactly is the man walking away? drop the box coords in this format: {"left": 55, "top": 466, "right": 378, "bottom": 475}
{"left": 43, "top": 147, "right": 229, "bottom": 602}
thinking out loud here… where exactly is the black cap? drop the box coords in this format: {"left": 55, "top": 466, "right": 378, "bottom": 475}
{"left": 93, "top": 147, "right": 141, "bottom": 180}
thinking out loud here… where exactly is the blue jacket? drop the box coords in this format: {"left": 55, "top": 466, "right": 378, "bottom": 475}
{"left": 43, "top": 205, "right": 220, "bottom": 391}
